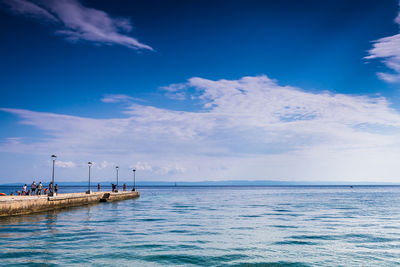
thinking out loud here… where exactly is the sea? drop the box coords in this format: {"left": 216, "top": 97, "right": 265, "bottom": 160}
{"left": 0, "top": 185, "right": 400, "bottom": 266}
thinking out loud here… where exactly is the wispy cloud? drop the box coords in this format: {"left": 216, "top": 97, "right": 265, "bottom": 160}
{"left": 2, "top": 0, "right": 57, "bottom": 21}
{"left": 2, "top": 0, "right": 153, "bottom": 50}
{"left": 101, "top": 94, "right": 139, "bottom": 103}
{"left": 160, "top": 83, "right": 189, "bottom": 100}
{"left": 131, "top": 161, "right": 153, "bottom": 171}
{"left": 55, "top": 160, "right": 76, "bottom": 168}
{"left": 365, "top": 2, "right": 400, "bottom": 82}
{"left": 2, "top": 75, "right": 400, "bottom": 181}
{"left": 95, "top": 160, "right": 114, "bottom": 170}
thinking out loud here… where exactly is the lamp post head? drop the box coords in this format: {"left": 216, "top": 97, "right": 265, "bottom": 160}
{"left": 51, "top": 154, "right": 57, "bottom": 160}
{"left": 88, "top": 162, "right": 93, "bottom": 166}
{"left": 133, "top": 169, "right": 136, "bottom": 172}
{"left": 116, "top": 166, "right": 119, "bottom": 169}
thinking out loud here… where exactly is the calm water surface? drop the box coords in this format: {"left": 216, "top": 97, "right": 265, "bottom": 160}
{"left": 0, "top": 186, "right": 400, "bottom": 266}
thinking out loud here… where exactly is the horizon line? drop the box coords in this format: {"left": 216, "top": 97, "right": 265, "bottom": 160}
{"left": 1, "top": 179, "right": 400, "bottom": 186}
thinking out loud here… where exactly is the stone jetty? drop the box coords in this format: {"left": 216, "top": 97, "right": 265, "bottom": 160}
{"left": 0, "top": 191, "right": 140, "bottom": 217}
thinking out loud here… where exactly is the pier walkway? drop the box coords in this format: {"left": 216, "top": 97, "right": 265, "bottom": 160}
{"left": 0, "top": 191, "right": 140, "bottom": 216}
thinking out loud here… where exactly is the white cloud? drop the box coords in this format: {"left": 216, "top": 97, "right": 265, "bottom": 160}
{"left": 3, "top": 137, "right": 22, "bottom": 145}
{"left": 2, "top": 75, "right": 400, "bottom": 181}
{"left": 101, "top": 94, "right": 137, "bottom": 103}
{"left": 3, "top": 0, "right": 57, "bottom": 21}
{"left": 131, "top": 161, "right": 153, "bottom": 171}
{"left": 55, "top": 160, "right": 76, "bottom": 168}
{"left": 365, "top": 3, "right": 400, "bottom": 82}
{"left": 129, "top": 161, "right": 185, "bottom": 174}
{"left": 160, "top": 83, "right": 189, "bottom": 100}
{"left": 96, "top": 160, "right": 113, "bottom": 170}
{"left": 2, "top": 0, "right": 153, "bottom": 50}
{"left": 159, "top": 164, "right": 186, "bottom": 175}
{"left": 377, "top": 72, "right": 400, "bottom": 83}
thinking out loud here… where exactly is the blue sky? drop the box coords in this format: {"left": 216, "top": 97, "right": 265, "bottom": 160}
{"left": 1, "top": 0, "right": 400, "bottom": 183}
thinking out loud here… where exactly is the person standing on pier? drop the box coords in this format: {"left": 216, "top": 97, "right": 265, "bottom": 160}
{"left": 37, "top": 182, "right": 43, "bottom": 195}
{"left": 123, "top": 184, "right": 127, "bottom": 191}
{"left": 31, "top": 181, "right": 36, "bottom": 195}
{"left": 22, "top": 184, "right": 27, "bottom": 195}
{"left": 55, "top": 184, "right": 58, "bottom": 194}
{"left": 97, "top": 184, "right": 101, "bottom": 191}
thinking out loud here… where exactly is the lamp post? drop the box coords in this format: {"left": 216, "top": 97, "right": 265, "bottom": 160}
{"left": 49, "top": 154, "right": 57, "bottom": 196}
{"left": 87, "top": 162, "right": 93, "bottom": 194}
{"left": 132, "top": 169, "right": 136, "bottom": 191}
{"left": 115, "top": 166, "right": 119, "bottom": 192}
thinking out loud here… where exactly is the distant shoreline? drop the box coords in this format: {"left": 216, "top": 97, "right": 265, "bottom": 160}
{"left": 1, "top": 183, "right": 400, "bottom": 187}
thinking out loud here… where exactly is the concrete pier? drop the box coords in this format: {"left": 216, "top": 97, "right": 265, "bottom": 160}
{"left": 0, "top": 191, "right": 140, "bottom": 217}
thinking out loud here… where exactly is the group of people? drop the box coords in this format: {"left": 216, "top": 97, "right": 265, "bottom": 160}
{"left": 111, "top": 183, "right": 128, "bottom": 192}
{"left": 10, "top": 182, "right": 133, "bottom": 196}
{"left": 15, "top": 181, "right": 58, "bottom": 196}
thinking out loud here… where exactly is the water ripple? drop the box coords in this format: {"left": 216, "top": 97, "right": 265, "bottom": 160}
{"left": 1, "top": 186, "right": 400, "bottom": 266}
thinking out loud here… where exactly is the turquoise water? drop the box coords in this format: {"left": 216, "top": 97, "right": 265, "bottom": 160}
{"left": 1, "top": 186, "right": 400, "bottom": 266}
